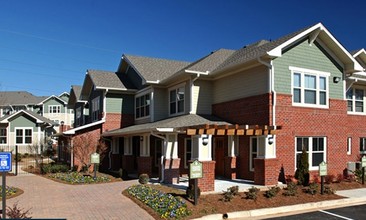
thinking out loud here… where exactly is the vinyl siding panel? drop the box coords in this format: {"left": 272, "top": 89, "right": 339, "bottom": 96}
{"left": 213, "top": 65, "right": 269, "bottom": 104}
{"left": 153, "top": 88, "right": 168, "bottom": 121}
{"left": 192, "top": 79, "right": 212, "bottom": 114}
{"left": 44, "top": 99, "right": 66, "bottom": 113}
{"left": 273, "top": 40, "right": 343, "bottom": 99}
{"left": 106, "top": 94, "right": 123, "bottom": 113}
{"left": 9, "top": 114, "right": 37, "bottom": 132}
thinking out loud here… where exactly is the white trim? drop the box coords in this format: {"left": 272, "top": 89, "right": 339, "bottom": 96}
{"left": 184, "top": 69, "right": 210, "bottom": 75}
{"left": 14, "top": 127, "right": 33, "bottom": 145}
{"left": 295, "top": 136, "right": 327, "bottom": 171}
{"left": 347, "top": 137, "right": 352, "bottom": 155}
{"left": 63, "top": 119, "right": 105, "bottom": 135}
{"left": 168, "top": 82, "right": 186, "bottom": 116}
{"left": 289, "top": 66, "right": 331, "bottom": 77}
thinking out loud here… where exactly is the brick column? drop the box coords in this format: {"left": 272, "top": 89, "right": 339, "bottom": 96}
{"left": 137, "top": 156, "right": 153, "bottom": 176}
{"left": 189, "top": 161, "right": 216, "bottom": 192}
{"left": 224, "top": 156, "right": 237, "bottom": 179}
{"left": 163, "top": 158, "right": 181, "bottom": 184}
{"left": 254, "top": 158, "right": 279, "bottom": 185}
{"left": 122, "top": 155, "right": 134, "bottom": 173}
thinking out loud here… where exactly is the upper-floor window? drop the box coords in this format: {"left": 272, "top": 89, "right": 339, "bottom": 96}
{"left": 0, "top": 128, "right": 6, "bottom": 144}
{"left": 75, "top": 107, "right": 82, "bottom": 126}
{"left": 291, "top": 67, "right": 329, "bottom": 108}
{"left": 296, "top": 136, "right": 326, "bottom": 170}
{"left": 49, "top": 105, "right": 61, "bottom": 115}
{"left": 15, "top": 128, "right": 32, "bottom": 144}
{"left": 92, "top": 97, "right": 100, "bottom": 121}
{"left": 135, "top": 94, "right": 150, "bottom": 119}
{"left": 347, "top": 88, "right": 364, "bottom": 113}
{"left": 360, "top": 138, "right": 366, "bottom": 153}
{"left": 169, "top": 86, "right": 185, "bottom": 115}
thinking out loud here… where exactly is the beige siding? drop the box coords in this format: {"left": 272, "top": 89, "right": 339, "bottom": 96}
{"left": 191, "top": 79, "right": 213, "bottom": 114}
{"left": 213, "top": 65, "right": 269, "bottom": 104}
{"left": 8, "top": 132, "right": 44, "bottom": 153}
{"left": 153, "top": 87, "right": 168, "bottom": 121}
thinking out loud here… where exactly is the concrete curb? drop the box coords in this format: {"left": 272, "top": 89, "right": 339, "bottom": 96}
{"left": 193, "top": 197, "right": 366, "bottom": 219}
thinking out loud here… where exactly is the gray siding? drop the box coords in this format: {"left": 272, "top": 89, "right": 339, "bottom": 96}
{"left": 44, "top": 98, "right": 66, "bottom": 113}
{"left": 273, "top": 40, "right": 343, "bottom": 99}
{"left": 10, "top": 114, "right": 37, "bottom": 132}
{"left": 192, "top": 79, "right": 212, "bottom": 114}
{"left": 213, "top": 65, "right": 269, "bottom": 104}
{"left": 106, "top": 94, "right": 122, "bottom": 113}
{"left": 153, "top": 88, "right": 168, "bottom": 121}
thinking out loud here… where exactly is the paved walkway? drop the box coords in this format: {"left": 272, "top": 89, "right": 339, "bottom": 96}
{"left": 4, "top": 174, "right": 154, "bottom": 220}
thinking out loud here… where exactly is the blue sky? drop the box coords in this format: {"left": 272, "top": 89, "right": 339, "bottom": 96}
{"left": 0, "top": 0, "right": 365, "bottom": 96}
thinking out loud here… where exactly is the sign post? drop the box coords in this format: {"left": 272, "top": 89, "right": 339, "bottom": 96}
{"left": 361, "top": 156, "right": 366, "bottom": 185}
{"left": 0, "top": 152, "right": 12, "bottom": 219}
{"left": 319, "top": 161, "right": 327, "bottom": 195}
{"left": 90, "top": 153, "right": 100, "bottom": 180}
{"left": 189, "top": 160, "right": 203, "bottom": 206}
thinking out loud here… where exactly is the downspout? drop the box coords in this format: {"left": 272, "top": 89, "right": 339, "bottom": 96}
{"left": 257, "top": 57, "right": 276, "bottom": 127}
{"left": 151, "top": 131, "right": 167, "bottom": 183}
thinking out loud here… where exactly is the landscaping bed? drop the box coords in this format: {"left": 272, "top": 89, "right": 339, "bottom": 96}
{"left": 124, "top": 180, "right": 366, "bottom": 220}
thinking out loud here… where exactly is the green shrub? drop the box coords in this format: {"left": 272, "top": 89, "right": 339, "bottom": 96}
{"left": 222, "top": 185, "right": 239, "bottom": 202}
{"left": 265, "top": 186, "right": 281, "bottom": 198}
{"left": 41, "top": 163, "right": 69, "bottom": 174}
{"left": 49, "top": 172, "right": 111, "bottom": 184}
{"left": 324, "top": 186, "right": 336, "bottom": 194}
{"left": 15, "top": 153, "right": 22, "bottom": 162}
{"left": 186, "top": 184, "right": 201, "bottom": 200}
{"left": 295, "top": 147, "right": 310, "bottom": 186}
{"left": 352, "top": 169, "right": 365, "bottom": 183}
{"left": 306, "top": 182, "right": 318, "bottom": 195}
{"left": 138, "top": 173, "right": 149, "bottom": 184}
{"left": 283, "top": 182, "right": 297, "bottom": 196}
{"left": 245, "top": 186, "right": 260, "bottom": 200}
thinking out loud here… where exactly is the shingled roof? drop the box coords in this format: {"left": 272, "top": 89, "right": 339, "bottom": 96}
{"left": 123, "top": 55, "right": 191, "bottom": 82}
{"left": 0, "top": 109, "right": 54, "bottom": 125}
{"left": 0, "top": 91, "right": 39, "bottom": 106}
{"left": 87, "top": 69, "right": 136, "bottom": 90}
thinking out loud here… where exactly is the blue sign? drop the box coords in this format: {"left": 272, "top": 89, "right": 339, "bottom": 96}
{"left": 0, "top": 152, "right": 12, "bottom": 172}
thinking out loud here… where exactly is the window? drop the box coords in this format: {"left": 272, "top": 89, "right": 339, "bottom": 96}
{"left": 0, "top": 129, "right": 6, "bottom": 144}
{"left": 112, "top": 138, "right": 119, "bottom": 154}
{"left": 249, "top": 137, "right": 266, "bottom": 171}
{"left": 170, "top": 86, "right": 185, "bottom": 115}
{"left": 15, "top": 128, "right": 32, "bottom": 144}
{"left": 76, "top": 107, "right": 82, "bottom": 126}
{"left": 135, "top": 94, "right": 150, "bottom": 119}
{"left": 347, "top": 88, "right": 364, "bottom": 113}
{"left": 92, "top": 97, "right": 100, "bottom": 121}
{"left": 48, "top": 105, "right": 61, "bottom": 115}
{"left": 155, "top": 139, "right": 163, "bottom": 167}
{"left": 291, "top": 67, "right": 329, "bottom": 107}
{"left": 360, "top": 138, "right": 366, "bottom": 153}
{"left": 296, "top": 137, "right": 326, "bottom": 170}
{"left": 347, "top": 137, "right": 352, "bottom": 155}
{"left": 185, "top": 138, "right": 192, "bottom": 168}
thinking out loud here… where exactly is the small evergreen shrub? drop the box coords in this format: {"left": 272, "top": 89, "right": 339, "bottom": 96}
{"left": 283, "top": 182, "right": 297, "bottom": 196}
{"left": 41, "top": 163, "right": 69, "bottom": 174}
{"left": 295, "top": 147, "right": 310, "bottom": 186}
{"left": 306, "top": 182, "right": 318, "bottom": 195}
{"left": 324, "top": 186, "right": 336, "bottom": 195}
{"left": 245, "top": 186, "right": 260, "bottom": 200}
{"left": 265, "top": 186, "right": 281, "bottom": 198}
{"left": 186, "top": 184, "right": 201, "bottom": 200}
{"left": 138, "top": 173, "right": 149, "bottom": 184}
{"left": 222, "top": 185, "right": 239, "bottom": 202}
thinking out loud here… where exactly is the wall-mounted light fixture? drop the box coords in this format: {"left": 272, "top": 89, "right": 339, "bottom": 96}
{"left": 140, "top": 136, "right": 143, "bottom": 142}
{"left": 333, "top": 76, "right": 341, "bottom": 83}
{"left": 268, "top": 135, "right": 274, "bottom": 145}
{"left": 202, "top": 135, "right": 209, "bottom": 146}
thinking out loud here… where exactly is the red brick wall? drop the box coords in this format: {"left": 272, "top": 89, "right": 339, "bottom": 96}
{"left": 254, "top": 158, "right": 279, "bottom": 185}
{"left": 189, "top": 161, "right": 215, "bottom": 192}
{"left": 224, "top": 156, "right": 237, "bottom": 179}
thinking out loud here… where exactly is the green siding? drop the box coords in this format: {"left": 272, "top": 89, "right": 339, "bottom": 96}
{"left": 106, "top": 94, "right": 134, "bottom": 114}
{"left": 43, "top": 98, "right": 66, "bottom": 113}
{"left": 9, "top": 114, "right": 37, "bottom": 132}
{"left": 273, "top": 40, "right": 344, "bottom": 99}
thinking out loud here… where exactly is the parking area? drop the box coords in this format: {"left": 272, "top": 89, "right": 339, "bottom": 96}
{"left": 5, "top": 174, "right": 154, "bottom": 220}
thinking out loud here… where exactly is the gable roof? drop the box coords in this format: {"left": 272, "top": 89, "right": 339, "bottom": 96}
{"left": 37, "top": 95, "right": 68, "bottom": 105}
{"left": 67, "top": 85, "right": 83, "bottom": 108}
{"left": 0, "top": 109, "right": 54, "bottom": 125}
{"left": 87, "top": 70, "right": 136, "bottom": 90}
{"left": 0, "top": 91, "right": 39, "bottom": 106}
{"left": 123, "top": 54, "right": 191, "bottom": 83}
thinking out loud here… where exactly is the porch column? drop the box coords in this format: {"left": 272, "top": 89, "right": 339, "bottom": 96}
{"left": 190, "top": 135, "right": 215, "bottom": 192}
{"left": 224, "top": 135, "right": 237, "bottom": 179}
{"left": 163, "top": 134, "right": 180, "bottom": 184}
{"left": 122, "top": 137, "right": 134, "bottom": 173}
{"left": 137, "top": 135, "right": 152, "bottom": 176}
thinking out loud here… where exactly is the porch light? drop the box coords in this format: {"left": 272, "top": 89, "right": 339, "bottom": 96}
{"left": 268, "top": 135, "right": 274, "bottom": 145}
{"left": 202, "top": 135, "right": 209, "bottom": 146}
{"left": 333, "top": 76, "right": 341, "bottom": 83}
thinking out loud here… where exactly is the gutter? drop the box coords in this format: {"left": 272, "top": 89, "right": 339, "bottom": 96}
{"left": 257, "top": 57, "right": 276, "bottom": 127}
{"left": 151, "top": 131, "right": 167, "bottom": 183}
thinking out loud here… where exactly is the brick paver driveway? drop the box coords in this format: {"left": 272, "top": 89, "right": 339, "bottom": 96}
{"left": 6, "top": 174, "right": 154, "bottom": 220}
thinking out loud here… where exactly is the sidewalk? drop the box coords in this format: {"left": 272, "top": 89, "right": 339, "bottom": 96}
{"left": 194, "top": 188, "right": 366, "bottom": 219}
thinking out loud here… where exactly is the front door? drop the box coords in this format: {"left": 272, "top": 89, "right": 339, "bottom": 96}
{"left": 215, "top": 137, "right": 225, "bottom": 177}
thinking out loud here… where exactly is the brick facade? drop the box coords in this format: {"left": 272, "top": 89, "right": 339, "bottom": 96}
{"left": 163, "top": 158, "right": 181, "bottom": 184}
{"left": 254, "top": 158, "right": 279, "bottom": 185}
{"left": 189, "top": 161, "right": 216, "bottom": 192}
{"left": 224, "top": 156, "right": 237, "bottom": 179}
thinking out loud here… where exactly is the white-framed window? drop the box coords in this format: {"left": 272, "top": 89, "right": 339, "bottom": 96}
{"left": 154, "top": 139, "right": 163, "bottom": 167}
{"left": 169, "top": 85, "right": 185, "bottom": 115}
{"left": 184, "top": 138, "right": 192, "bottom": 168}
{"left": 135, "top": 94, "right": 150, "bottom": 119}
{"left": 92, "top": 97, "right": 100, "bottom": 121}
{"left": 347, "top": 137, "right": 352, "bottom": 155}
{"left": 291, "top": 67, "right": 329, "bottom": 108}
{"left": 295, "top": 137, "right": 326, "bottom": 170}
{"left": 15, "top": 128, "right": 32, "bottom": 144}
{"left": 0, "top": 128, "right": 7, "bottom": 144}
{"left": 112, "top": 138, "right": 119, "bottom": 154}
{"left": 360, "top": 138, "right": 366, "bottom": 153}
{"left": 347, "top": 87, "right": 364, "bottom": 113}
{"left": 48, "top": 105, "right": 61, "bottom": 115}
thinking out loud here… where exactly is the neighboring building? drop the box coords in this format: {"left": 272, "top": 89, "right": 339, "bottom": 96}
{"left": 61, "top": 23, "right": 366, "bottom": 192}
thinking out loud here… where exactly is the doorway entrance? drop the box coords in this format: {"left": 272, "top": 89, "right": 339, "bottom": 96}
{"left": 214, "top": 137, "right": 225, "bottom": 177}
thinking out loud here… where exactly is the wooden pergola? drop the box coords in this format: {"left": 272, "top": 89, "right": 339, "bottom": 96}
{"left": 184, "top": 124, "right": 280, "bottom": 136}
